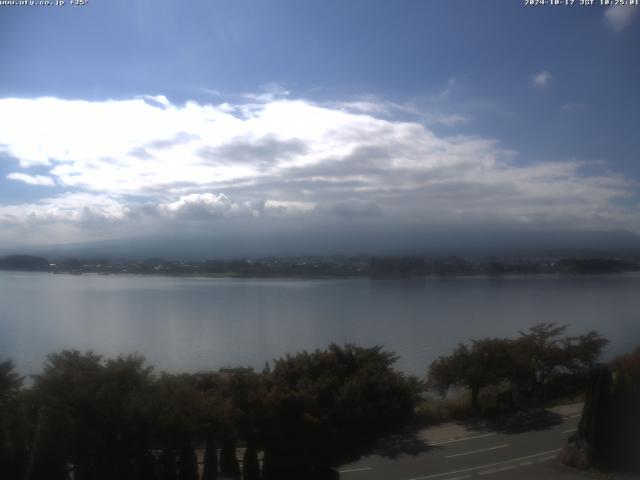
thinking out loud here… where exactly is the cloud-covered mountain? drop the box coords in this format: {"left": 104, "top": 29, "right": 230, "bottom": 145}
{"left": 0, "top": 94, "right": 638, "bottom": 256}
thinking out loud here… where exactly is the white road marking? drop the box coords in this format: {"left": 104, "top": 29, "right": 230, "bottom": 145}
{"left": 408, "top": 448, "right": 562, "bottom": 480}
{"left": 562, "top": 428, "right": 577, "bottom": 434}
{"left": 429, "top": 433, "right": 497, "bottom": 446}
{"left": 536, "top": 455, "right": 557, "bottom": 462}
{"left": 444, "top": 444, "right": 509, "bottom": 459}
{"left": 339, "top": 467, "right": 373, "bottom": 474}
{"left": 424, "top": 410, "right": 578, "bottom": 448}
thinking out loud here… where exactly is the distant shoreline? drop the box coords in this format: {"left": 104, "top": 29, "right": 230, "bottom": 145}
{"left": 1, "top": 253, "right": 639, "bottom": 279}
{"left": 2, "top": 268, "right": 640, "bottom": 282}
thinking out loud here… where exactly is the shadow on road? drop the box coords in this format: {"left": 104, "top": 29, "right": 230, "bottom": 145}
{"left": 464, "top": 409, "right": 565, "bottom": 434}
{"left": 356, "top": 408, "right": 569, "bottom": 462}
{"left": 370, "top": 428, "right": 433, "bottom": 459}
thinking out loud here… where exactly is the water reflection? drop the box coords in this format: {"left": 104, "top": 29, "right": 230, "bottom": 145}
{"left": 1, "top": 272, "right": 639, "bottom": 375}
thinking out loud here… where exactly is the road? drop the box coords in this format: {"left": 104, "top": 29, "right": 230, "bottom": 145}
{"left": 338, "top": 404, "right": 601, "bottom": 480}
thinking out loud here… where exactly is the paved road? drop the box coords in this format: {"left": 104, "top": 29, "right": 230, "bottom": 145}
{"left": 338, "top": 404, "right": 600, "bottom": 480}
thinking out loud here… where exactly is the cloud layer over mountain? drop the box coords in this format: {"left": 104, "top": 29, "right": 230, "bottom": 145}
{"left": 0, "top": 95, "right": 637, "bottom": 254}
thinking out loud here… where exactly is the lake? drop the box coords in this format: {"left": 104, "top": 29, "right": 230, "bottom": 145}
{"left": 1, "top": 271, "right": 639, "bottom": 376}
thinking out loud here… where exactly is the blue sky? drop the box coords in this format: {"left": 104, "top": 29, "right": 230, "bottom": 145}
{"left": 0, "top": 0, "right": 639, "bottom": 254}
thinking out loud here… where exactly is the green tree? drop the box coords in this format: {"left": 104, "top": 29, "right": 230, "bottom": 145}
{"left": 563, "top": 346, "right": 640, "bottom": 474}
{"left": 201, "top": 434, "right": 219, "bottom": 480}
{"left": 26, "top": 409, "right": 69, "bottom": 480}
{"left": 149, "top": 374, "right": 202, "bottom": 446}
{"left": 219, "top": 430, "right": 241, "bottom": 479}
{"left": 511, "top": 323, "right": 608, "bottom": 398}
{"left": 0, "top": 360, "right": 28, "bottom": 479}
{"left": 0, "top": 360, "right": 22, "bottom": 401}
{"left": 428, "top": 338, "right": 512, "bottom": 414}
{"left": 147, "top": 373, "right": 208, "bottom": 480}
{"left": 33, "top": 350, "right": 155, "bottom": 480}
{"left": 242, "top": 439, "right": 261, "bottom": 480}
{"left": 178, "top": 444, "right": 199, "bottom": 480}
{"left": 261, "top": 344, "right": 420, "bottom": 478}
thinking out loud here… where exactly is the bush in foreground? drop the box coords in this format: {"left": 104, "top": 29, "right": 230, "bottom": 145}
{"left": 562, "top": 346, "right": 640, "bottom": 474}
{"left": 0, "top": 343, "right": 421, "bottom": 480}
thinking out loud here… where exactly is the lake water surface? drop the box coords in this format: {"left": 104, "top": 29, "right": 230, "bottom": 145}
{"left": 1, "top": 271, "right": 639, "bottom": 376}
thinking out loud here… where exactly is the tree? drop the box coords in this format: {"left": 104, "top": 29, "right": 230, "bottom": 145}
{"left": 221, "top": 372, "right": 265, "bottom": 452}
{"left": 0, "top": 359, "right": 22, "bottom": 401}
{"left": 33, "top": 350, "right": 155, "bottom": 480}
{"left": 563, "top": 346, "right": 640, "bottom": 474}
{"left": 178, "top": 445, "right": 199, "bottom": 480}
{"left": 148, "top": 374, "right": 203, "bottom": 451}
{"left": 260, "top": 344, "right": 420, "bottom": 477}
{"left": 428, "top": 338, "right": 512, "bottom": 414}
{"left": 33, "top": 350, "right": 103, "bottom": 479}
{"left": 201, "top": 434, "right": 219, "bottom": 480}
{"left": 26, "top": 406, "right": 70, "bottom": 480}
{"left": 242, "top": 439, "right": 261, "bottom": 480}
{"left": 0, "top": 360, "right": 27, "bottom": 479}
{"left": 428, "top": 325, "right": 609, "bottom": 413}
{"left": 219, "top": 430, "right": 241, "bottom": 479}
{"left": 511, "top": 323, "right": 608, "bottom": 398}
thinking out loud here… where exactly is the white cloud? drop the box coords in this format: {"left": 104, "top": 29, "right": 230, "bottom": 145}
{"left": 163, "top": 193, "right": 261, "bottom": 219}
{"left": 533, "top": 71, "right": 551, "bottom": 88}
{"left": 6, "top": 172, "right": 55, "bottom": 186}
{"left": 0, "top": 94, "right": 637, "bottom": 248}
{"left": 423, "top": 112, "right": 469, "bottom": 127}
{"left": 242, "top": 83, "right": 291, "bottom": 103}
{"left": 604, "top": 6, "right": 638, "bottom": 32}
{"left": 333, "top": 99, "right": 470, "bottom": 126}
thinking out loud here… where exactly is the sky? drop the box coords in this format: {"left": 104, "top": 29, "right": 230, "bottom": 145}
{"left": 0, "top": 0, "right": 639, "bottom": 257}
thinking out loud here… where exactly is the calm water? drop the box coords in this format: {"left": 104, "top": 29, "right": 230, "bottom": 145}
{"left": 1, "top": 271, "right": 639, "bottom": 376}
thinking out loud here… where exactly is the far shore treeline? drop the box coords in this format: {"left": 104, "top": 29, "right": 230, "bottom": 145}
{"left": 2, "top": 323, "right": 636, "bottom": 479}
{"left": 0, "top": 253, "right": 639, "bottom": 277}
